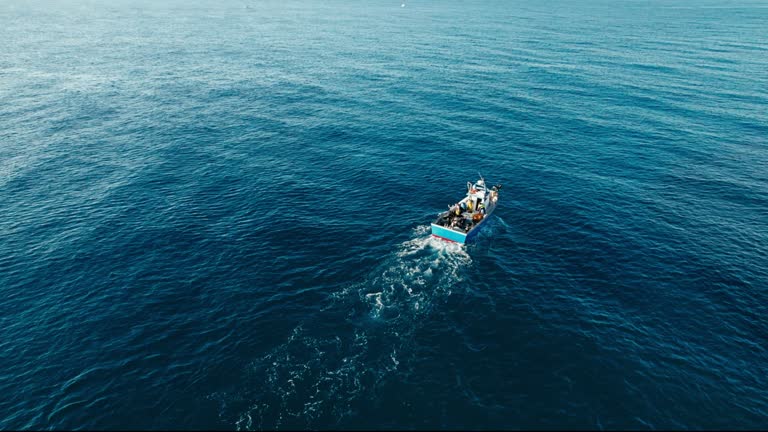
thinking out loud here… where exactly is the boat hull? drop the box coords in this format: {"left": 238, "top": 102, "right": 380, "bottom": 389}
{"left": 430, "top": 223, "right": 468, "bottom": 243}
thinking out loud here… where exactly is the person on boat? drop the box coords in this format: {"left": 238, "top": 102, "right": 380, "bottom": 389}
{"left": 466, "top": 199, "right": 474, "bottom": 213}
{"left": 453, "top": 204, "right": 461, "bottom": 216}
{"left": 479, "top": 203, "right": 486, "bottom": 215}
{"left": 450, "top": 216, "right": 461, "bottom": 230}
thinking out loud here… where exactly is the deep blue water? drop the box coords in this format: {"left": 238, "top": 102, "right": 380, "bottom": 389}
{"left": 2, "top": 0, "right": 768, "bottom": 429}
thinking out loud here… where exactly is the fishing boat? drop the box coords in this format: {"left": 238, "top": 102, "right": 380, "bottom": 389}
{"left": 431, "top": 178, "right": 501, "bottom": 244}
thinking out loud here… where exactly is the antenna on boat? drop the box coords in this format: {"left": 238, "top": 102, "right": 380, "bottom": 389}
{"left": 477, "top": 172, "right": 485, "bottom": 187}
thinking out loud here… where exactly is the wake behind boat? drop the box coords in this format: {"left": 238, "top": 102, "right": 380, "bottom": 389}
{"left": 431, "top": 178, "right": 501, "bottom": 244}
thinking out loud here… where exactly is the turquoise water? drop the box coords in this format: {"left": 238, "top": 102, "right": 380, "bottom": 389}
{"left": 1, "top": 0, "right": 767, "bottom": 429}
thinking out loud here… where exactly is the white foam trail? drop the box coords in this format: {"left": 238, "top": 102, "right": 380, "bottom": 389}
{"left": 354, "top": 225, "right": 473, "bottom": 319}
{"left": 223, "top": 225, "right": 476, "bottom": 430}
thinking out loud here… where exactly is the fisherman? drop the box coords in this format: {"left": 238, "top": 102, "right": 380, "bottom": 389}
{"left": 466, "top": 199, "right": 474, "bottom": 213}
{"left": 450, "top": 216, "right": 460, "bottom": 229}
{"left": 479, "top": 203, "right": 486, "bottom": 215}
{"left": 453, "top": 204, "right": 461, "bottom": 216}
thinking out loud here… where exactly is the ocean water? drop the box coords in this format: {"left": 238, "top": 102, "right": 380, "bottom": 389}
{"left": 1, "top": 0, "right": 767, "bottom": 429}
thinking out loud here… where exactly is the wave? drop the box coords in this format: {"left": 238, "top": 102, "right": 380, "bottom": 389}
{"left": 213, "top": 224, "right": 474, "bottom": 430}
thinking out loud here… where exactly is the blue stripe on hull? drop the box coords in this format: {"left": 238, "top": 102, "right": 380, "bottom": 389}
{"left": 430, "top": 224, "right": 467, "bottom": 244}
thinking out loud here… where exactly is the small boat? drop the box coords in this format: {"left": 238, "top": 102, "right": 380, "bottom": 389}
{"left": 431, "top": 178, "right": 501, "bottom": 244}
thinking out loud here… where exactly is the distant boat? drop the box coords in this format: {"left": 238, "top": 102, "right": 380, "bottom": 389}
{"left": 431, "top": 178, "right": 501, "bottom": 244}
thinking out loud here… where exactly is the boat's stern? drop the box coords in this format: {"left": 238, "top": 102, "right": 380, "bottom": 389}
{"left": 430, "top": 223, "right": 467, "bottom": 244}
